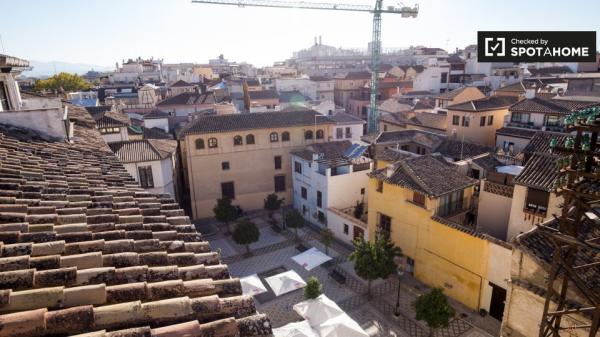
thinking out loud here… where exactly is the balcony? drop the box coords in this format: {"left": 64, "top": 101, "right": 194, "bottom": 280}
{"left": 436, "top": 197, "right": 476, "bottom": 228}
{"left": 505, "top": 121, "right": 541, "bottom": 130}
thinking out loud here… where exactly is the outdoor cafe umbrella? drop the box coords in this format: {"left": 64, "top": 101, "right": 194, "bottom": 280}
{"left": 239, "top": 273, "right": 268, "bottom": 296}
{"left": 264, "top": 270, "right": 307, "bottom": 296}
{"left": 293, "top": 294, "right": 345, "bottom": 327}
{"left": 291, "top": 247, "right": 332, "bottom": 271}
{"left": 272, "top": 320, "right": 319, "bottom": 337}
{"left": 317, "top": 313, "right": 369, "bottom": 337}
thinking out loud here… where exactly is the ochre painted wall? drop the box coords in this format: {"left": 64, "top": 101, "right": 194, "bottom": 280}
{"left": 367, "top": 177, "right": 504, "bottom": 310}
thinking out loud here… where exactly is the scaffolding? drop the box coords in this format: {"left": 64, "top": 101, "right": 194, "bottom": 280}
{"left": 539, "top": 107, "right": 600, "bottom": 337}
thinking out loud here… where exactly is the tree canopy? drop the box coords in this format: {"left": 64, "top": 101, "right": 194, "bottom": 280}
{"left": 348, "top": 232, "right": 401, "bottom": 296}
{"left": 414, "top": 288, "right": 455, "bottom": 336}
{"left": 264, "top": 193, "right": 284, "bottom": 218}
{"left": 304, "top": 276, "right": 323, "bottom": 299}
{"left": 213, "top": 197, "right": 238, "bottom": 234}
{"left": 232, "top": 219, "right": 260, "bottom": 255}
{"left": 33, "top": 72, "right": 91, "bottom": 92}
{"left": 320, "top": 228, "right": 334, "bottom": 255}
{"left": 285, "top": 209, "right": 305, "bottom": 242}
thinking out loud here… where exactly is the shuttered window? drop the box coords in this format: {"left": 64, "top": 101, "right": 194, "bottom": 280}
{"left": 138, "top": 166, "right": 154, "bottom": 188}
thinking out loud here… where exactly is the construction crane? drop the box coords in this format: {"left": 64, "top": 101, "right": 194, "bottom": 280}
{"left": 191, "top": 0, "right": 418, "bottom": 134}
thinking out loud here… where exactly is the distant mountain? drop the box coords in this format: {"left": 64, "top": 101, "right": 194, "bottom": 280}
{"left": 22, "top": 60, "right": 113, "bottom": 78}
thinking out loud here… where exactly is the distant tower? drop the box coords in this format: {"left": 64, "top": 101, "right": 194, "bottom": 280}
{"left": 314, "top": 36, "right": 317, "bottom": 45}
{"left": 319, "top": 36, "right": 322, "bottom": 45}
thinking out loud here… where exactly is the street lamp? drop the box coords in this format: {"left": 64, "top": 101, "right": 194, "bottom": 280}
{"left": 394, "top": 255, "right": 406, "bottom": 317}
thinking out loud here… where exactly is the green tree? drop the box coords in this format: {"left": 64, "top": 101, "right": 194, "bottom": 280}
{"left": 304, "top": 276, "right": 323, "bottom": 299}
{"left": 285, "top": 209, "right": 304, "bottom": 243}
{"left": 213, "top": 197, "right": 238, "bottom": 235}
{"left": 348, "top": 232, "right": 401, "bottom": 297}
{"left": 264, "top": 193, "right": 284, "bottom": 219}
{"left": 232, "top": 219, "right": 260, "bottom": 255}
{"left": 353, "top": 201, "right": 364, "bottom": 220}
{"left": 414, "top": 288, "right": 455, "bottom": 337}
{"left": 33, "top": 72, "right": 91, "bottom": 92}
{"left": 320, "top": 228, "right": 334, "bottom": 255}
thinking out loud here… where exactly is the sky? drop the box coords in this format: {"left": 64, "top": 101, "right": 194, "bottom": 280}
{"left": 1, "top": 0, "right": 599, "bottom": 68}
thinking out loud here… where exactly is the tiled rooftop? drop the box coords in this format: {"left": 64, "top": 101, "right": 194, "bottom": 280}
{"left": 156, "top": 92, "right": 216, "bottom": 107}
{"left": 447, "top": 96, "right": 519, "bottom": 112}
{"left": 108, "top": 140, "right": 177, "bottom": 164}
{"left": 0, "top": 109, "right": 271, "bottom": 336}
{"left": 509, "top": 97, "right": 599, "bottom": 114}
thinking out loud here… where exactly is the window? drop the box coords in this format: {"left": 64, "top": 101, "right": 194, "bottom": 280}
{"left": 379, "top": 213, "right": 391, "bottom": 235}
{"left": 100, "top": 127, "right": 120, "bottom": 134}
{"left": 546, "top": 115, "right": 560, "bottom": 126}
{"left": 274, "top": 175, "right": 286, "bottom": 192}
{"left": 195, "top": 138, "right": 205, "bottom": 149}
{"left": 301, "top": 187, "right": 307, "bottom": 199}
{"left": 361, "top": 188, "right": 365, "bottom": 195}
{"left": 0, "top": 81, "right": 10, "bottom": 111}
{"left": 343, "top": 224, "right": 349, "bottom": 235}
{"left": 525, "top": 188, "right": 550, "bottom": 214}
{"left": 138, "top": 166, "right": 154, "bottom": 188}
{"left": 511, "top": 112, "right": 530, "bottom": 124}
{"left": 221, "top": 161, "right": 230, "bottom": 170}
{"left": 400, "top": 145, "right": 409, "bottom": 151}
{"left": 281, "top": 131, "right": 290, "bottom": 142}
{"left": 345, "top": 127, "right": 351, "bottom": 138}
{"left": 294, "top": 161, "right": 302, "bottom": 174}
{"left": 412, "top": 192, "right": 426, "bottom": 206}
{"left": 480, "top": 116, "right": 486, "bottom": 127}
{"left": 208, "top": 137, "right": 218, "bottom": 148}
{"left": 270, "top": 132, "right": 279, "bottom": 142}
{"left": 317, "top": 190, "right": 322, "bottom": 208}
{"left": 316, "top": 129, "right": 324, "bottom": 139}
{"left": 246, "top": 134, "right": 255, "bottom": 144}
{"left": 274, "top": 156, "right": 282, "bottom": 170}
{"left": 437, "top": 189, "right": 464, "bottom": 217}
{"left": 221, "top": 182, "right": 235, "bottom": 199}
{"left": 452, "top": 115, "right": 460, "bottom": 125}
{"left": 233, "top": 135, "right": 243, "bottom": 146}
{"left": 305, "top": 130, "right": 313, "bottom": 140}
{"left": 376, "top": 180, "right": 384, "bottom": 193}
{"left": 317, "top": 211, "right": 325, "bottom": 224}
{"left": 336, "top": 128, "right": 343, "bottom": 139}
{"left": 302, "top": 205, "right": 307, "bottom": 215}
{"left": 441, "top": 72, "right": 448, "bottom": 84}
{"left": 383, "top": 124, "right": 388, "bottom": 131}
{"left": 462, "top": 116, "right": 470, "bottom": 127}
{"left": 486, "top": 115, "right": 493, "bottom": 125}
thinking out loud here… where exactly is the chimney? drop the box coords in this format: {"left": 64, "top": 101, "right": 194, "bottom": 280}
{"left": 385, "top": 164, "right": 395, "bottom": 178}
{"left": 319, "top": 36, "right": 322, "bottom": 45}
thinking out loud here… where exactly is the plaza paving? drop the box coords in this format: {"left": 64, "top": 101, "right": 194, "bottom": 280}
{"left": 202, "top": 212, "right": 500, "bottom": 337}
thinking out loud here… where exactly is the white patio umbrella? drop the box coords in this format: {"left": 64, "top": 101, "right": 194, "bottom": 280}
{"left": 317, "top": 313, "right": 369, "bottom": 337}
{"left": 291, "top": 247, "right": 332, "bottom": 271}
{"left": 272, "top": 320, "right": 319, "bottom": 337}
{"left": 239, "top": 274, "right": 268, "bottom": 296}
{"left": 293, "top": 294, "right": 345, "bottom": 327}
{"left": 264, "top": 270, "right": 307, "bottom": 296}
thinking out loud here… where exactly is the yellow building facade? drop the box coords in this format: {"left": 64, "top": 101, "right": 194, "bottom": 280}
{"left": 367, "top": 158, "right": 512, "bottom": 315}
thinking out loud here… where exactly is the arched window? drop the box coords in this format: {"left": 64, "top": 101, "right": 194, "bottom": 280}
{"left": 246, "top": 134, "right": 255, "bottom": 144}
{"left": 208, "top": 137, "right": 218, "bottom": 148}
{"left": 270, "top": 132, "right": 279, "bottom": 142}
{"left": 316, "top": 129, "right": 324, "bottom": 139}
{"left": 281, "top": 131, "right": 290, "bottom": 142}
{"left": 305, "top": 130, "right": 313, "bottom": 140}
{"left": 195, "top": 138, "right": 205, "bottom": 149}
{"left": 233, "top": 135, "right": 243, "bottom": 146}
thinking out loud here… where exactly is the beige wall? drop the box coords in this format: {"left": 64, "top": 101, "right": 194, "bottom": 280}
{"left": 506, "top": 185, "right": 561, "bottom": 241}
{"left": 446, "top": 107, "right": 509, "bottom": 147}
{"left": 184, "top": 124, "right": 334, "bottom": 218}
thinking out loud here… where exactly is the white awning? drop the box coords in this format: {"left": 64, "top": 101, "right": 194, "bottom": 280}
{"left": 291, "top": 247, "right": 332, "bottom": 271}
{"left": 293, "top": 294, "right": 345, "bottom": 327}
{"left": 240, "top": 273, "right": 268, "bottom": 296}
{"left": 317, "top": 314, "right": 369, "bottom": 337}
{"left": 294, "top": 295, "right": 368, "bottom": 337}
{"left": 264, "top": 270, "right": 307, "bottom": 296}
{"left": 273, "top": 320, "right": 319, "bottom": 337}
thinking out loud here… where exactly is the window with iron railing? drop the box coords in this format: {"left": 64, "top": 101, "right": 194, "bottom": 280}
{"left": 436, "top": 189, "right": 466, "bottom": 217}
{"left": 378, "top": 213, "right": 391, "bottom": 236}
{"left": 525, "top": 188, "right": 549, "bottom": 215}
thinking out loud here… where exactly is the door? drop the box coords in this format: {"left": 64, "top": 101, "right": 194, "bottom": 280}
{"left": 353, "top": 226, "right": 364, "bottom": 241}
{"left": 489, "top": 282, "right": 507, "bottom": 321}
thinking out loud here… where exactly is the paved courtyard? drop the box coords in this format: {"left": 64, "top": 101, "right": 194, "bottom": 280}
{"left": 203, "top": 212, "right": 501, "bottom": 337}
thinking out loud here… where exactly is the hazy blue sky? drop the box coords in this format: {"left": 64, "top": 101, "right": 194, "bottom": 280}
{"left": 1, "top": 0, "right": 599, "bottom": 67}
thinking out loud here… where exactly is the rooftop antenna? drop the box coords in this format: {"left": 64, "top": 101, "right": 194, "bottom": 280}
{"left": 0, "top": 34, "right": 5, "bottom": 53}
